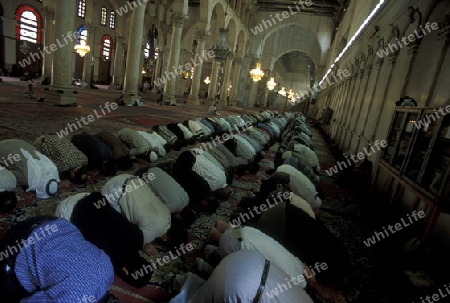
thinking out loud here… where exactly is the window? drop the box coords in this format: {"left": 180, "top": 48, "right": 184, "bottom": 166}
{"left": 102, "top": 35, "right": 112, "bottom": 60}
{"left": 15, "top": 5, "right": 42, "bottom": 44}
{"left": 109, "top": 12, "right": 115, "bottom": 29}
{"left": 78, "top": 0, "right": 86, "bottom": 18}
{"left": 76, "top": 25, "right": 87, "bottom": 44}
{"left": 101, "top": 7, "right": 107, "bottom": 25}
{"left": 144, "top": 41, "right": 150, "bottom": 58}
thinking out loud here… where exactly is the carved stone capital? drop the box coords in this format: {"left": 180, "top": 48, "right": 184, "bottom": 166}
{"left": 195, "top": 29, "right": 210, "bottom": 41}
{"left": 171, "top": 13, "right": 188, "bottom": 27}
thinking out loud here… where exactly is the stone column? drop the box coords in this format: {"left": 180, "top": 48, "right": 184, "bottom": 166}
{"left": 163, "top": 13, "right": 188, "bottom": 105}
{"left": 229, "top": 57, "right": 242, "bottom": 104}
{"left": 110, "top": 35, "right": 125, "bottom": 89}
{"left": 122, "top": 4, "right": 146, "bottom": 105}
{"left": 41, "top": 6, "right": 55, "bottom": 80}
{"left": 187, "top": 29, "right": 210, "bottom": 105}
{"left": 46, "top": 0, "right": 77, "bottom": 106}
{"left": 218, "top": 57, "right": 233, "bottom": 106}
{"left": 82, "top": 24, "right": 96, "bottom": 85}
{"left": 151, "top": 49, "right": 163, "bottom": 92}
{"left": 248, "top": 80, "right": 258, "bottom": 107}
{"left": 208, "top": 61, "right": 221, "bottom": 101}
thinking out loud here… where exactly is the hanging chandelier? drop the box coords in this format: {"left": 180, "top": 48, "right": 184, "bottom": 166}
{"left": 250, "top": 63, "right": 265, "bottom": 82}
{"left": 204, "top": 76, "right": 211, "bottom": 84}
{"left": 278, "top": 87, "right": 286, "bottom": 96}
{"left": 266, "top": 77, "right": 277, "bottom": 90}
{"left": 74, "top": 40, "right": 91, "bottom": 57}
{"left": 211, "top": 28, "right": 231, "bottom": 61}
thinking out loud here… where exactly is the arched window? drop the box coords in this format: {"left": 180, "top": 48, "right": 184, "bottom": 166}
{"left": 101, "top": 7, "right": 107, "bottom": 25}
{"left": 15, "top": 5, "right": 42, "bottom": 44}
{"left": 144, "top": 41, "right": 150, "bottom": 58}
{"left": 76, "top": 25, "right": 87, "bottom": 44}
{"left": 109, "top": 12, "right": 115, "bottom": 29}
{"left": 78, "top": 0, "right": 86, "bottom": 18}
{"left": 101, "top": 35, "right": 112, "bottom": 60}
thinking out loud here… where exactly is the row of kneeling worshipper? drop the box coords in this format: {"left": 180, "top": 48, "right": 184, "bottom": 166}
{"left": 164, "top": 115, "right": 354, "bottom": 303}
{"left": 0, "top": 110, "right": 277, "bottom": 212}
{"left": 0, "top": 111, "right": 321, "bottom": 301}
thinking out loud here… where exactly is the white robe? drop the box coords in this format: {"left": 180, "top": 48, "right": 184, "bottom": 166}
{"left": 55, "top": 192, "right": 90, "bottom": 220}
{"left": 219, "top": 226, "right": 308, "bottom": 289}
{"left": 171, "top": 250, "right": 313, "bottom": 303}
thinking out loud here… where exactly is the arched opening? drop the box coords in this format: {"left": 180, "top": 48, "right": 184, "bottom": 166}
{"left": 73, "top": 25, "right": 87, "bottom": 79}
{"left": 15, "top": 5, "right": 43, "bottom": 76}
{"left": 98, "top": 35, "right": 113, "bottom": 84}
{"left": 142, "top": 26, "right": 158, "bottom": 86}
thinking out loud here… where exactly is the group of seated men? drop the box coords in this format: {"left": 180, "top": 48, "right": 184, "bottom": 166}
{"left": 0, "top": 110, "right": 350, "bottom": 302}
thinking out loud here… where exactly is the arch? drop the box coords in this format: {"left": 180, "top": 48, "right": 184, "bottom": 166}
{"left": 211, "top": 1, "right": 226, "bottom": 31}
{"left": 227, "top": 18, "right": 237, "bottom": 51}
{"left": 76, "top": 25, "right": 88, "bottom": 44}
{"left": 249, "top": 16, "right": 333, "bottom": 63}
{"left": 267, "top": 27, "right": 322, "bottom": 70}
{"left": 235, "top": 30, "right": 246, "bottom": 57}
{"left": 15, "top": 5, "right": 43, "bottom": 44}
{"left": 101, "top": 35, "right": 113, "bottom": 60}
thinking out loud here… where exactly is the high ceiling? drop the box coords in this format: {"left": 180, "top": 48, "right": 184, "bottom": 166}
{"left": 279, "top": 51, "right": 315, "bottom": 74}
{"left": 255, "top": 0, "right": 348, "bottom": 24}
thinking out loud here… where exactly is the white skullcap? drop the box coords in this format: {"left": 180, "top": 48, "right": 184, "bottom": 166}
{"left": 149, "top": 151, "right": 158, "bottom": 162}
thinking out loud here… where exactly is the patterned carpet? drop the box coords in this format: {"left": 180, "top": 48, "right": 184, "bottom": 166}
{"left": 0, "top": 81, "right": 425, "bottom": 302}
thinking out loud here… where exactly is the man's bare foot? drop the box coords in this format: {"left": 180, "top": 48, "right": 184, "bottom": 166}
{"left": 143, "top": 243, "right": 159, "bottom": 256}
{"left": 206, "top": 227, "right": 222, "bottom": 244}
{"left": 215, "top": 220, "right": 231, "bottom": 233}
{"left": 315, "top": 285, "right": 346, "bottom": 303}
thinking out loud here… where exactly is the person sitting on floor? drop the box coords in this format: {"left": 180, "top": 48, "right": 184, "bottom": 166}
{"left": 0, "top": 216, "right": 115, "bottom": 302}
{"left": 102, "top": 174, "right": 174, "bottom": 255}
{"left": 137, "top": 167, "right": 196, "bottom": 228}
{"left": 55, "top": 192, "right": 153, "bottom": 288}
{"left": 170, "top": 250, "right": 313, "bottom": 303}
{"left": 0, "top": 166, "right": 17, "bottom": 212}
{"left": 71, "top": 132, "right": 118, "bottom": 176}
{"left": 0, "top": 139, "right": 59, "bottom": 199}
{"left": 208, "top": 102, "right": 219, "bottom": 115}
{"left": 23, "top": 84, "right": 36, "bottom": 99}
{"left": 33, "top": 135, "right": 89, "bottom": 184}
{"left": 96, "top": 131, "right": 133, "bottom": 171}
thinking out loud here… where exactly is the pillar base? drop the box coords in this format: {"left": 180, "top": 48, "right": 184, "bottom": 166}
{"left": 122, "top": 93, "right": 141, "bottom": 106}
{"left": 44, "top": 89, "right": 78, "bottom": 106}
{"left": 218, "top": 98, "right": 228, "bottom": 107}
{"left": 164, "top": 94, "right": 177, "bottom": 105}
{"left": 186, "top": 96, "right": 200, "bottom": 105}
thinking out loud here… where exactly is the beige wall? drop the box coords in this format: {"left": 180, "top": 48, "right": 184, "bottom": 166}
{"left": 316, "top": 0, "right": 450, "bottom": 267}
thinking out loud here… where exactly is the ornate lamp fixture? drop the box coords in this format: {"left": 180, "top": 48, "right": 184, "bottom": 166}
{"left": 179, "top": 70, "right": 191, "bottom": 79}
{"left": 266, "top": 77, "right": 277, "bottom": 90}
{"left": 278, "top": 86, "right": 287, "bottom": 96}
{"left": 211, "top": 28, "right": 231, "bottom": 61}
{"left": 250, "top": 63, "right": 265, "bottom": 82}
{"left": 204, "top": 76, "right": 211, "bottom": 85}
{"left": 74, "top": 40, "right": 91, "bottom": 57}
